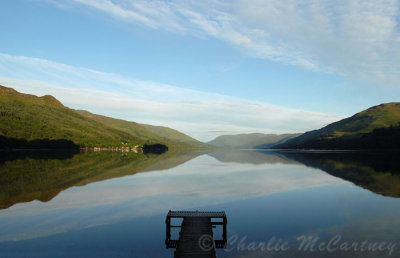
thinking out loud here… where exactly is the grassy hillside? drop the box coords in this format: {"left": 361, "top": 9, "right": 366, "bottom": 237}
{"left": 207, "top": 133, "right": 300, "bottom": 149}
{"left": 275, "top": 103, "right": 400, "bottom": 149}
{"left": 0, "top": 86, "right": 64, "bottom": 108}
{"left": 75, "top": 110, "right": 166, "bottom": 143}
{"left": 0, "top": 85, "right": 204, "bottom": 149}
{"left": 140, "top": 123, "right": 206, "bottom": 147}
{"left": 75, "top": 110, "right": 206, "bottom": 150}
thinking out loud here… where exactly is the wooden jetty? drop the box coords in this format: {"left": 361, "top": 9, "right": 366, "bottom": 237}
{"left": 165, "top": 210, "right": 227, "bottom": 258}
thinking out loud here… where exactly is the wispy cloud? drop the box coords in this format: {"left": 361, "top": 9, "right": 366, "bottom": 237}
{"left": 0, "top": 53, "right": 342, "bottom": 141}
{"left": 56, "top": 0, "right": 400, "bottom": 87}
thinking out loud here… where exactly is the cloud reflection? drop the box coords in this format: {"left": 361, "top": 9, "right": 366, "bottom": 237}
{"left": 0, "top": 152, "right": 345, "bottom": 242}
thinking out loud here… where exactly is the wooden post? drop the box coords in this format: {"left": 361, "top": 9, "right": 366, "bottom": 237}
{"left": 222, "top": 217, "right": 227, "bottom": 243}
{"left": 165, "top": 213, "right": 171, "bottom": 246}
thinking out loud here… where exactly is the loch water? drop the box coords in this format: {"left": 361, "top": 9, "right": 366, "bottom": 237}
{"left": 0, "top": 149, "right": 400, "bottom": 257}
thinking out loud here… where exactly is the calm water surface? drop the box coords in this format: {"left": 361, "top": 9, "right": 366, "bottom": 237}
{"left": 0, "top": 149, "right": 400, "bottom": 257}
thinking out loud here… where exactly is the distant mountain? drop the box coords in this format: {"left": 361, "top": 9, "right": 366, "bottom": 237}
{"left": 0, "top": 85, "right": 205, "bottom": 149}
{"left": 274, "top": 103, "right": 400, "bottom": 149}
{"left": 207, "top": 133, "right": 301, "bottom": 149}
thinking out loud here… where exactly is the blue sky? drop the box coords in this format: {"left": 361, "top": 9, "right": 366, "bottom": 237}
{"left": 0, "top": 0, "right": 399, "bottom": 141}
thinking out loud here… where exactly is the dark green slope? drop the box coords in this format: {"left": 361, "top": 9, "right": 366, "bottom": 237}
{"left": 0, "top": 85, "right": 202, "bottom": 148}
{"left": 274, "top": 103, "right": 400, "bottom": 149}
{"left": 207, "top": 133, "right": 300, "bottom": 149}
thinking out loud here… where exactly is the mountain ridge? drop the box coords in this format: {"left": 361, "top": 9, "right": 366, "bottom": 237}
{"left": 208, "top": 132, "right": 301, "bottom": 149}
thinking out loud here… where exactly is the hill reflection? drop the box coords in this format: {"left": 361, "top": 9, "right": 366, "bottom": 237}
{"left": 3, "top": 148, "right": 398, "bottom": 211}
{"left": 208, "top": 149, "right": 299, "bottom": 165}
{"left": 277, "top": 150, "right": 400, "bottom": 198}
{"left": 0, "top": 150, "right": 203, "bottom": 209}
